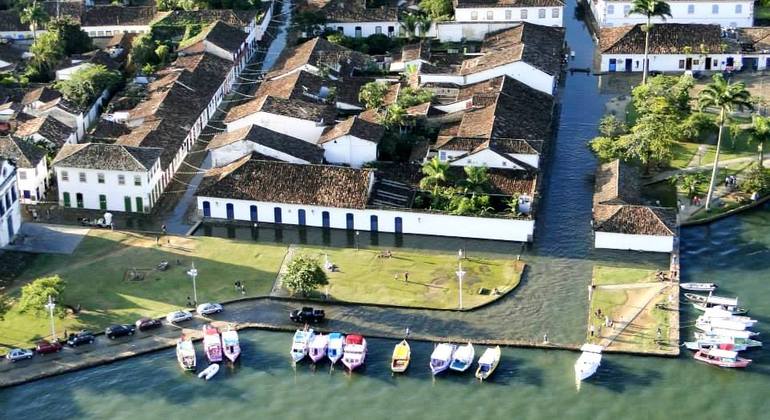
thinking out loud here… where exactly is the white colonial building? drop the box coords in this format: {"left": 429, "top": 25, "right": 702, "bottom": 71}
{"left": 207, "top": 124, "right": 324, "bottom": 167}
{"left": 305, "top": 0, "right": 400, "bottom": 38}
{"left": 0, "top": 158, "right": 21, "bottom": 247}
{"left": 224, "top": 96, "right": 336, "bottom": 143}
{"left": 0, "top": 137, "right": 49, "bottom": 204}
{"left": 52, "top": 143, "right": 163, "bottom": 213}
{"left": 589, "top": 0, "right": 754, "bottom": 28}
{"left": 318, "top": 116, "right": 384, "bottom": 168}
{"left": 442, "top": 0, "right": 565, "bottom": 41}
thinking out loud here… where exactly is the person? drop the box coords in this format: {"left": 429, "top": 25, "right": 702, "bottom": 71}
{"left": 589, "top": 325, "right": 595, "bottom": 337}
{"left": 241, "top": 285, "right": 246, "bottom": 295}
{"left": 404, "top": 271, "right": 409, "bottom": 283}
{"left": 656, "top": 328, "right": 662, "bottom": 340}
{"left": 186, "top": 296, "right": 192, "bottom": 307}
{"left": 235, "top": 281, "right": 241, "bottom": 291}
{"left": 604, "top": 315, "right": 610, "bottom": 327}
{"left": 161, "top": 224, "right": 167, "bottom": 235}
{"left": 543, "top": 333, "right": 548, "bottom": 344}
{"left": 405, "top": 327, "right": 410, "bottom": 337}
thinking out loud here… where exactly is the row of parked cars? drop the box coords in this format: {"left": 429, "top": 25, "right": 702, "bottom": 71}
{"left": 4, "top": 303, "right": 224, "bottom": 362}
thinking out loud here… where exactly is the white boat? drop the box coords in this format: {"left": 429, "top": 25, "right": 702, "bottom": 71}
{"left": 691, "top": 295, "right": 748, "bottom": 315}
{"left": 327, "top": 332, "right": 345, "bottom": 365}
{"left": 176, "top": 335, "right": 196, "bottom": 371}
{"left": 449, "top": 342, "right": 475, "bottom": 372}
{"left": 475, "top": 346, "right": 501, "bottom": 381}
{"left": 197, "top": 363, "right": 220, "bottom": 380}
{"left": 341, "top": 334, "right": 367, "bottom": 371}
{"left": 290, "top": 328, "right": 315, "bottom": 363}
{"left": 308, "top": 334, "right": 329, "bottom": 363}
{"left": 696, "top": 327, "right": 759, "bottom": 339}
{"left": 694, "top": 331, "right": 762, "bottom": 349}
{"left": 701, "top": 308, "right": 757, "bottom": 327}
{"left": 575, "top": 344, "right": 603, "bottom": 382}
{"left": 429, "top": 343, "right": 456, "bottom": 376}
{"left": 222, "top": 328, "right": 241, "bottom": 363}
{"left": 685, "top": 338, "right": 749, "bottom": 352}
{"left": 203, "top": 325, "right": 223, "bottom": 363}
{"left": 695, "top": 317, "right": 751, "bottom": 332}
{"left": 680, "top": 283, "right": 718, "bottom": 292}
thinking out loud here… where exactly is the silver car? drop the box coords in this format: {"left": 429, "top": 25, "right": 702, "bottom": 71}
{"left": 6, "top": 348, "right": 34, "bottom": 362}
{"left": 196, "top": 303, "right": 223, "bottom": 315}
{"left": 166, "top": 310, "right": 193, "bottom": 324}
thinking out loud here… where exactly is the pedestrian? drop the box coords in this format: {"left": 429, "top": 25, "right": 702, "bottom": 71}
{"left": 186, "top": 296, "right": 192, "bottom": 307}
{"left": 725, "top": 176, "right": 730, "bottom": 187}
{"left": 235, "top": 281, "right": 241, "bottom": 291}
{"left": 604, "top": 315, "right": 610, "bottom": 327}
{"left": 589, "top": 325, "right": 595, "bottom": 337}
{"left": 241, "top": 285, "right": 246, "bottom": 295}
{"left": 656, "top": 327, "right": 662, "bottom": 340}
{"left": 404, "top": 271, "right": 409, "bottom": 283}
{"left": 543, "top": 333, "right": 548, "bottom": 344}
{"left": 161, "top": 224, "right": 167, "bottom": 235}
{"left": 405, "top": 326, "right": 410, "bottom": 337}
{"left": 156, "top": 235, "right": 160, "bottom": 245}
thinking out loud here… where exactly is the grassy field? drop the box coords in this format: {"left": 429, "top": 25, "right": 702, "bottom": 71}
{"left": 281, "top": 247, "right": 525, "bottom": 309}
{"left": 0, "top": 231, "right": 287, "bottom": 348}
{"left": 592, "top": 266, "right": 660, "bottom": 286}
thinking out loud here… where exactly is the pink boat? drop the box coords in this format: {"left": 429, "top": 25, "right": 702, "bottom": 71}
{"left": 693, "top": 348, "right": 751, "bottom": 368}
{"left": 341, "top": 334, "right": 367, "bottom": 371}
{"left": 203, "top": 325, "right": 223, "bottom": 363}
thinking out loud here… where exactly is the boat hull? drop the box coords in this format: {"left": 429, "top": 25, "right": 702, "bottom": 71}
{"left": 475, "top": 346, "right": 501, "bottom": 381}
{"left": 391, "top": 340, "right": 411, "bottom": 374}
{"left": 693, "top": 352, "right": 752, "bottom": 368}
{"left": 681, "top": 283, "right": 717, "bottom": 292}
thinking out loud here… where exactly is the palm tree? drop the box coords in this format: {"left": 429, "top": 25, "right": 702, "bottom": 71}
{"left": 419, "top": 156, "right": 450, "bottom": 194}
{"left": 417, "top": 14, "right": 432, "bottom": 39}
{"left": 747, "top": 115, "right": 770, "bottom": 167}
{"left": 462, "top": 166, "right": 490, "bottom": 194}
{"left": 20, "top": 0, "right": 48, "bottom": 41}
{"left": 400, "top": 12, "right": 418, "bottom": 40}
{"left": 629, "top": 0, "right": 671, "bottom": 84}
{"left": 698, "top": 74, "right": 753, "bottom": 210}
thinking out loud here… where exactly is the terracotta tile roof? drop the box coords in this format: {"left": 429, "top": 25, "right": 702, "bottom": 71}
{"left": 15, "top": 115, "right": 74, "bottom": 146}
{"left": 455, "top": 76, "right": 506, "bottom": 102}
{"left": 21, "top": 87, "right": 61, "bottom": 107}
{"left": 593, "top": 160, "right": 640, "bottom": 206}
{"left": 456, "top": 0, "right": 564, "bottom": 7}
{"left": 318, "top": 116, "right": 385, "bottom": 144}
{"left": 305, "top": 0, "right": 399, "bottom": 22}
{"left": 382, "top": 82, "right": 401, "bottom": 106}
{"left": 599, "top": 24, "right": 730, "bottom": 55}
{"left": 53, "top": 142, "right": 161, "bottom": 171}
{"left": 88, "top": 119, "right": 132, "bottom": 142}
{"left": 207, "top": 125, "right": 324, "bottom": 163}
{"left": 738, "top": 27, "right": 770, "bottom": 52}
{"left": 178, "top": 21, "right": 247, "bottom": 56}
{"left": 405, "top": 102, "right": 431, "bottom": 117}
{"left": 0, "top": 137, "right": 46, "bottom": 168}
{"left": 81, "top": 5, "right": 159, "bottom": 27}
{"left": 196, "top": 155, "right": 373, "bottom": 209}
{"left": 153, "top": 8, "right": 260, "bottom": 30}
{"left": 266, "top": 37, "right": 373, "bottom": 79}
{"left": 358, "top": 108, "right": 382, "bottom": 123}
{"left": 401, "top": 42, "right": 431, "bottom": 63}
{"left": 225, "top": 95, "right": 337, "bottom": 124}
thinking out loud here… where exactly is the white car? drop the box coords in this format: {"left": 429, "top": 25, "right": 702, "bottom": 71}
{"left": 6, "top": 348, "right": 34, "bottom": 362}
{"left": 196, "top": 303, "right": 223, "bottom": 315}
{"left": 166, "top": 310, "right": 193, "bottom": 324}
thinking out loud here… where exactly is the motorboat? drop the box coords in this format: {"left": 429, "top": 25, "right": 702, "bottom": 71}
{"left": 691, "top": 295, "right": 747, "bottom": 315}
{"left": 222, "top": 328, "right": 241, "bottom": 363}
{"left": 701, "top": 308, "right": 757, "bottom": 327}
{"left": 684, "top": 293, "right": 709, "bottom": 303}
{"left": 390, "top": 340, "right": 411, "bottom": 373}
{"left": 327, "top": 332, "right": 345, "bottom": 365}
{"left": 475, "top": 346, "right": 501, "bottom": 381}
{"left": 685, "top": 339, "right": 748, "bottom": 352}
{"left": 693, "top": 348, "right": 751, "bottom": 368}
{"left": 575, "top": 344, "right": 603, "bottom": 382}
{"left": 203, "top": 325, "right": 223, "bottom": 363}
{"left": 449, "top": 342, "right": 475, "bottom": 372}
{"left": 429, "top": 343, "right": 456, "bottom": 376}
{"left": 695, "top": 316, "right": 751, "bottom": 332}
{"left": 308, "top": 334, "right": 329, "bottom": 363}
{"left": 341, "top": 334, "right": 367, "bottom": 371}
{"left": 694, "top": 331, "right": 762, "bottom": 349}
{"left": 680, "top": 283, "right": 718, "bottom": 292}
{"left": 176, "top": 335, "right": 196, "bottom": 371}
{"left": 290, "top": 327, "right": 315, "bottom": 363}
{"left": 197, "top": 363, "right": 220, "bottom": 380}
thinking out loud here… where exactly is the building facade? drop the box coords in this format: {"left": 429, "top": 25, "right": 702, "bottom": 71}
{"left": 0, "top": 159, "right": 21, "bottom": 246}
{"left": 454, "top": 0, "right": 565, "bottom": 27}
{"left": 590, "top": 0, "right": 754, "bottom": 28}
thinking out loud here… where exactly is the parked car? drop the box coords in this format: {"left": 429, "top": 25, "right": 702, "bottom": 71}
{"left": 166, "top": 310, "right": 193, "bottom": 324}
{"left": 135, "top": 317, "right": 162, "bottom": 331}
{"left": 36, "top": 340, "right": 63, "bottom": 355}
{"left": 289, "top": 307, "right": 325, "bottom": 323}
{"left": 105, "top": 324, "right": 136, "bottom": 339}
{"left": 66, "top": 330, "right": 95, "bottom": 347}
{"left": 6, "top": 348, "right": 34, "bottom": 361}
{"left": 196, "top": 303, "right": 223, "bottom": 316}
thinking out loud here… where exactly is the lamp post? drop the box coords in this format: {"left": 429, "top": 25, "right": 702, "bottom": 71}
{"left": 187, "top": 262, "right": 199, "bottom": 306}
{"left": 44, "top": 295, "right": 56, "bottom": 341}
{"left": 456, "top": 261, "right": 466, "bottom": 310}
{"left": 355, "top": 231, "right": 360, "bottom": 251}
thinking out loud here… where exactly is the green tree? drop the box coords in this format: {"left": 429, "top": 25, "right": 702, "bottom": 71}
{"left": 417, "top": 14, "right": 432, "bottom": 38}
{"left": 698, "top": 74, "right": 753, "bottom": 210}
{"left": 19, "top": 0, "right": 48, "bottom": 41}
{"left": 56, "top": 64, "right": 121, "bottom": 108}
{"left": 47, "top": 17, "right": 92, "bottom": 55}
{"left": 419, "top": 156, "right": 450, "bottom": 194}
{"left": 629, "top": 0, "right": 672, "bottom": 84}
{"left": 283, "top": 255, "right": 328, "bottom": 296}
{"left": 589, "top": 114, "right": 628, "bottom": 161}
{"left": 618, "top": 113, "right": 677, "bottom": 173}
{"left": 292, "top": 11, "right": 326, "bottom": 37}
{"left": 155, "top": 44, "right": 171, "bottom": 65}
{"left": 671, "top": 172, "right": 706, "bottom": 198}
{"left": 28, "top": 31, "right": 64, "bottom": 81}
{"left": 747, "top": 115, "right": 770, "bottom": 167}
{"left": 130, "top": 33, "right": 158, "bottom": 70}
{"left": 379, "top": 104, "right": 407, "bottom": 129}
{"left": 17, "top": 275, "right": 66, "bottom": 317}
{"left": 419, "top": 0, "right": 453, "bottom": 20}
{"left": 358, "top": 81, "right": 389, "bottom": 110}
{"left": 631, "top": 74, "right": 692, "bottom": 119}
{"left": 461, "top": 165, "right": 490, "bottom": 194}
{"left": 397, "top": 87, "right": 434, "bottom": 108}
{"left": 740, "top": 163, "right": 770, "bottom": 195}
{"left": 400, "top": 12, "right": 419, "bottom": 39}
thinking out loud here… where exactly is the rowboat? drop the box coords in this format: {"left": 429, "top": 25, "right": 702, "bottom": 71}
{"left": 693, "top": 348, "right": 752, "bottom": 368}
{"left": 327, "top": 332, "right": 345, "bottom": 365}
{"left": 429, "top": 343, "right": 456, "bottom": 376}
{"left": 341, "top": 334, "right": 367, "bottom": 371}
{"left": 701, "top": 308, "right": 757, "bottom": 327}
{"left": 449, "top": 342, "right": 475, "bottom": 372}
{"left": 475, "top": 346, "right": 501, "bottom": 381}
{"left": 308, "top": 334, "right": 329, "bottom": 363}
{"left": 390, "top": 340, "right": 411, "bottom": 373}
{"left": 176, "top": 335, "right": 196, "bottom": 371}
{"left": 197, "top": 363, "right": 220, "bottom": 380}
{"left": 680, "top": 283, "right": 718, "bottom": 292}
{"left": 290, "top": 327, "right": 315, "bottom": 363}
{"left": 203, "top": 325, "right": 223, "bottom": 363}
{"left": 222, "top": 328, "right": 241, "bottom": 363}
{"left": 574, "top": 344, "right": 603, "bottom": 382}
{"left": 684, "top": 293, "right": 709, "bottom": 303}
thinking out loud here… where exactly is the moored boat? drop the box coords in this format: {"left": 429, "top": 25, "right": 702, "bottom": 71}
{"left": 685, "top": 339, "right": 747, "bottom": 352}
{"left": 701, "top": 308, "right": 757, "bottom": 327}
{"left": 449, "top": 342, "right": 475, "bottom": 372}
{"left": 341, "top": 334, "right": 367, "bottom": 371}
{"left": 197, "top": 363, "right": 220, "bottom": 380}
{"left": 327, "top": 332, "right": 345, "bottom": 365}
{"left": 695, "top": 316, "right": 751, "bottom": 332}
{"left": 475, "top": 346, "right": 501, "bottom": 381}
{"left": 693, "top": 331, "right": 762, "bottom": 349}
{"left": 693, "top": 348, "right": 752, "bottom": 368}
{"left": 176, "top": 335, "right": 196, "bottom": 371}
{"left": 691, "top": 295, "right": 747, "bottom": 315}
{"left": 290, "top": 327, "right": 315, "bottom": 363}
{"left": 222, "top": 328, "right": 241, "bottom": 363}
{"left": 574, "top": 344, "right": 603, "bottom": 382}
{"left": 203, "top": 325, "right": 223, "bottom": 363}
{"left": 308, "top": 334, "right": 329, "bottom": 363}
{"left": 390, "top": 340, "right": 411, "bottom": 373}
{"left": 680, "top": 283, "right": 718, "bottom": 292}
{"left": 429, "top": 343, "right": 456, "bottom": 376}
{"left": 684, "top": 293, "right": 709, "bottom": 303}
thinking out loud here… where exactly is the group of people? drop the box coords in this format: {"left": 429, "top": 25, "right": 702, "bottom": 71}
{"left": 234, "top": 281, "right": 247, "bottom": 295}
{"left": 724, "top": 175, "right": 738, "bottom": 189}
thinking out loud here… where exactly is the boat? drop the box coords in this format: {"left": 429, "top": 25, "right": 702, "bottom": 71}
{"left": 222, "top": 328, "right": 241, "bottom": 363}
{"left": 308, "top": 334, "right": 329, "bottom": 363}
{"left": 290, "top": 327, "right": 315, "bottom": 363}
{"left": 341, "top": 334, "right": 367, "bottom": 371}
{"left": 390, "top": 340, "right": 411, "bottom": 373}
{"left": 197, "top": 363, "right": 220, "bottom": 380}
{"left": 685, "top": 339, "right": 748, "bottom": 352}
{"left": 693, "top": 331, "right": 762, "bottom": 349}
{"left": 680, "top": 283, "right": 718, "bottom": 292}
{"left": 475, "top": 346, "right": 501, "bottom": 381}
{"left": 327, "top": 332, "right": 345, "bottom": 365}
{"left": 693, "top": 348, "right": 752, "bottom": 368}
{"left": 176, "top": 335, "right": 197, "bottom": 371}
{"left": 203, "top": 325, "right": 223, "bottom": 363}
{"left": 574, "top": 344, "right": 603, "bottom": 382}
{"left": 449, "top": 342, "right": 475, "bottom": 372}
{"left": 695, "top": 316, "right": 751, "bottom": 332}
{"left": 429, "top": 343, "right": 456, "bottom": 375}
{"left": 701, "top": 308, "right": 757, "bottom": 327}
{"left": 684, "top": 293, "right": 709, "bottom": 303}
{"left": 691, "top": 295, "right": 748, "bottom": 315}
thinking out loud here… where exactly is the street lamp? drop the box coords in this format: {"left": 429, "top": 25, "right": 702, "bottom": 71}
{"left": 355, "top": 231, "right": 360, "bottom": 251}
{"left": 187, "top": 262, "right": 199, "bottom": 306}
{"left": 45, "top": 295, "right": 57, "bottom": 341}
{"left": 456, "top": 261, "right": 466, "bottom": 310}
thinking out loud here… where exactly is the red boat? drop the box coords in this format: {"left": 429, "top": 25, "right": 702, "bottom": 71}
{"left": 203, "top": 325, "right": 223, "bottom": 363}
{"left": 693, "top": 348, "right": 751, "bottom": 368}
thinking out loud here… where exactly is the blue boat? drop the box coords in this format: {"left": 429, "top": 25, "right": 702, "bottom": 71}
{"left": 327, "top": 332, "right": 345, "bottom": 365}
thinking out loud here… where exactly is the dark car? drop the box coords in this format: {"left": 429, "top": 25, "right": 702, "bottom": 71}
{"left": 289, "top": 307, "right": 325, "bottom": 323}
{"left": 66, "top": 331, "right": 95, "bottom": 347}
{"left": 105, "top": 324, "right": 136, "bottom": 339}
{"left": 135, "top": 317, "right": 162, "bottom": 331}
{"left": 36, "top": 340, "right": 63, "bottom": 355}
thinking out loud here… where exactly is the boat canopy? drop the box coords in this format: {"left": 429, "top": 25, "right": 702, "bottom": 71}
{"left": 432, "top": 344, "right": 454, "bottom": 359}
{"left": 580, "top": 344, "right": 604, "bottom": 353}
{"left": 393, "top": 345, "right": 409, "bottom": 359}
{"left": 478, "top": 349, "right": 497, "bottom": 365}
{"left": 707, "top": 296, "right": 738, "bottom": 306}
{"left": 707, "top": 348, "right": 738, "bottom": 359}
{"left": 346, "top": 335, "right": 363, "bottom": 345}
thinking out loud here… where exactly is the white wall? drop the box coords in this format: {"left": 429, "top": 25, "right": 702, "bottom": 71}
{"left": 595, "top": 231, "right": 674, "bottom": 253}
{"left": 600, "top": 53, "right": 742, "bottom": 72}
{"left": 326, "top": 22, "right": 400, "bottom": 38}
{"left": 436, "top": 22, "right": 523, "bottom": 42}
{"left": 0, "top": 160, "right": 22, "bottom": 247}
{"left": 55, "top": 162, "right": 162, "bottom": 213}
{"left": 449, "top": 149, "right": 527, "bottom": 170}
{"left": 322, "top": 135, "right": 377, "bottom": 168}
{"left": 210, "top": 140, "right": 311, "bottom": 167}
{"left": 454, "top": 6, "right": 564, "bottom": 26}
{"left": 592, "top": 0, "right": 754, "bottom": 28}
{"left": 16, "top": 158, "right": 48, "bottom": 203}
{"left": 83, "top": 25, "right": 151, "bottom": 38}
{"left": 196, "top": 197, "right": 536, "bottom": 242}
{"left": 227, "top": 112, "right": 327, "bottom": 143}
{"left": 420, "top": 61, "right": 555, "bottom": 95}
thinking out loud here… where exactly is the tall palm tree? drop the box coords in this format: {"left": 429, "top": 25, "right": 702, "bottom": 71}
{"left": 400, "top": 12, "right": 418, "bottom": 40}
{"left": 698, "top": 74, "right": 753, "bottom": 210}
{"left": 417, "top": 14, "right": 432, "bottom": 39}
{"left": 20, "top": 0, "right": 48, "bottom": 41}
{"left": 419, "top": 156, "right": 450, "bottom": 194}
{"left": 629, "top": 0, "right": 671, "bottom": 84}
{"left": 747, "top": 115, "right": 770, "bottom": 167}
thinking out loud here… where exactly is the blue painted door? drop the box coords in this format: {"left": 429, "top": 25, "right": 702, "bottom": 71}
{"left": 346, "top": 213, "right": 354, "bottom": 230}
{"left": 226, "top": 203, "right": 234, "bottom": 220}
{"left": 608, "top": 59, "right": 616, "bottom": 72}
{"left": 394, "top": 217, "right": 403, "bottom": 234}
{"left": 274, "top": 207, "right": 282, "bottom": 224}
{"left": 370, "top": 215, "right": 378, "bottom": 232}
{"left": 250, "top": 205, "right": 258, "bottom": 222}
{"left": 202, "top": 201, "right": 211, "bottom": 217}
{"left": 298, "top": 209, "right": 306, "bottom": 226}
{"left": 322, "top": 211, "right": 330, "bottom": 228}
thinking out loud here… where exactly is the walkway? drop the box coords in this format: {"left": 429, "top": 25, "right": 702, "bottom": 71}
{"left": 597, "top": 283, "right": 670, "bottom": 348}
{"left": 643, "top": 156, "right": 767, "bottom": 185}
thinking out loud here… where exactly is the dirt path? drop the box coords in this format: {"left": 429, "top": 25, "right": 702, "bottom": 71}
{"left": 597, "top": 283, "right": 669, "bottom": 348}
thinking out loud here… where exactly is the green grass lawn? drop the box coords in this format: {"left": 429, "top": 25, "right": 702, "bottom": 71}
{"left": 284, "top": 247, "right": 524, "bottom": 310}
{"left": 668, "top": 134, "right": 758, "bottom": 170}
{"left": 592, "top": 265, "right": 660, "bottom": 286}
{"left": 0, "top": 231, "right": 287, "bottom": 348}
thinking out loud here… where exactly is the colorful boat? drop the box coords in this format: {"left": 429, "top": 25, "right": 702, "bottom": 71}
{"left": 203, "top": 325, "right": 223, "bottom": 363}
{"left": 575, "top": 344, "right": 603, "bottom": 382}
{"left": 176, "top": 335, "right": 196, "bottom": 371}
{"left": 694, "top": 330, "right": 762, "bottom": 348}
{"left": 429, "top": 343, "right": 456, "bottom": 376}
{"left": 342, "top": 334, "right": 367, "bottom": 371}
{"left": 327, "top": 332, "right": 345, "bottom": 365}
{"left": 475, "top": 346, "right": 501, "bottom": 381}
{"left": 222, "top": 328, "right": 241, "bottom": 363}
{"left": 390, "top": 340, "right": 411, "bottom": 373}
{"left": 693, "top": 348, "right": 752, "bottom": 368}
{"left": 290, "top": 327, "right": 315, "bottom": 363}
{"left": 685, "top": 339, "right": 748, "bottom": 352}
{"left": 308, "top": 334, "right": 329, "bottom": 363}
{"left": 449, "top": 342, "right": 475, "bottom": 372}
